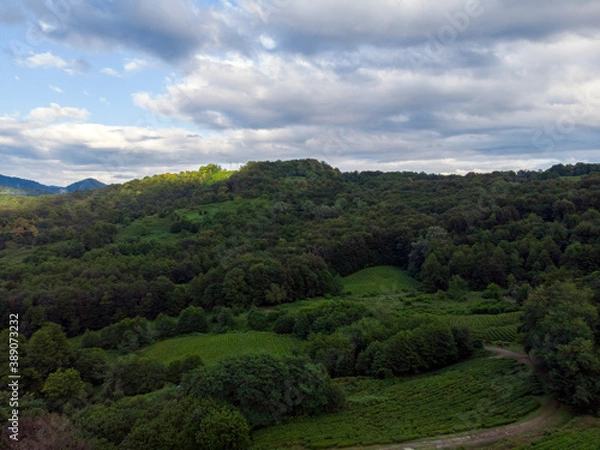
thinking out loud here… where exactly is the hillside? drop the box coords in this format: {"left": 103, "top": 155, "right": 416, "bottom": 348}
{"left": 1, "top": 159, "right": 600, "bottom": 448}
{"left": 0, "top": 173, "right": 106, "bottom": 196}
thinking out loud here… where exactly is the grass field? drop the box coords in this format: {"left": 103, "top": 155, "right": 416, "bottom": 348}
{"left": 116, "top": 215, "right": 175, "bottom": 241}
{"left": 252, "top": 357, "right": 543, "bottom": 449}
{"left": 138, "top": 331, "right": 304, "bottom": 365}
{"left": 342, "top": 266, "right": 418, "bottom": 296}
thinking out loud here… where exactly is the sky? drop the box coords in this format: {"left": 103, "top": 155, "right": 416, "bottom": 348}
{"left": 1, "top": 0, "right": 600, "bottom": 186}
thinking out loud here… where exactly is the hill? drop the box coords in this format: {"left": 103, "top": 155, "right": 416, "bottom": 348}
{"left": 65, "top": 178, "right": 106, "bottom": 193}
{"left": 1, "top": 159, "right": 600, "bottom": 449}
{"left": 0, "top": 173, "right": 106, "bottom": 196}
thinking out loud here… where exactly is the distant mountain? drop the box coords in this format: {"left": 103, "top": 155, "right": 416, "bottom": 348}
{"left": 0, "top": 174, "right": 61, "bottom": 193}
{"left": 65, "top": 178, "right": 107, "bottom": 193}
{"left": 0, "top": 174, "right": 106, "bottom": 196}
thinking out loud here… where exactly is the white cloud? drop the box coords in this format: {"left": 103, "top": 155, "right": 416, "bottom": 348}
{"left": 28, "top": 103, "right": 89, "bottom": 122}
{"left": 19, "top": 52, "right": 69, "bottom": 69}
{"left": 124, "top": 58, "right": 149, "bottom": 72}
{"left": 259, "top": 34, "right": 277, "bottom": 50}
{"left": 100, "top": 67, "right": 121, "bottom": 77}
{"left": 16, "top": 52, "right": 87, "bottom": 75}
{"left": 49, "top": 85, "right": 64, "bottom": 94}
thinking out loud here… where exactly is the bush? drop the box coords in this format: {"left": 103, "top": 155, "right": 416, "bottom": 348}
{"left": 118, "top": 396, "right": 250, "bottom": 450}
{"left": 99, "top": 317, "right": 152, "bottom": 351}
{"left": 73, "top": 348, "right": 108, "bottom": 385}
{"left": 103, "top": 357, "right": 166, "bottom": 397}
{"left": 154, "top": 313, "right": 177, "bottom": 340}
{"left": 176, "top": 306, "right": 208, "bottom": 335}
{"left": 81, "top": 329, "right": 102, "bottom": 348}
{"left": 210, "top": 307, "right": 235, "bottom": 333}
{"left": 182, "top": 354, "right": 344, "bottom": 428}
{"left": 166, "top": 355, "right": 204, "bottom": 384}
{"left": 273, "top": 314, "right": 296, "bottom": 334}
{"left": 247, "top": 308, "right": 269, "bottom": 331}
{"left": 482, "top": 283, "right": 504, "bottom": 300}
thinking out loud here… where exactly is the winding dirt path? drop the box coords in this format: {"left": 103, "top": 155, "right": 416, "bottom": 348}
{"left": 334, "top": 347, "right": 564, "bottom": 450}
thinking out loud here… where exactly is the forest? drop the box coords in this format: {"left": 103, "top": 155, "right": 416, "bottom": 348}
{"left": 1, "top": 159, "right": 600, "bottom": 449}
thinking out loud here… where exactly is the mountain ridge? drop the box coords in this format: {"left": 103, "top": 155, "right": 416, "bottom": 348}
{"left": 0, "top": 173, "right": 106, "bottom": 195}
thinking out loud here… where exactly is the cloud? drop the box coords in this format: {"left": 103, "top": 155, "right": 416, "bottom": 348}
{"left": 49, "top": 85, "right": 64, "bottom": 94}
{"left": 19, "top": 0, "right": 215, "bottom": 63}
{"left": 100, "top": 68, "right": 121, "bottom": 77}
{"left": 235, "top": 0, "right": 600, "bottom": 54}
{"left": 2, "top": 107, "right": 600, "bottom": 187}
{"left": 124, "top": 58, "right": 149, "bottom": 72}
{"left": 16, "top": 51, "right": 88, "bottom": 75}
{"left": 28, "top": 103, "right": 89, "bottom": 122}
{"left": 19, "top": 52, "right": 69, "bottom": 69}
{"left": 5, "top": 0, "right": 600, "bottom": 183}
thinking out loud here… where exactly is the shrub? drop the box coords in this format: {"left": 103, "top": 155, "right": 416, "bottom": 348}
{"left": 176, "top": 306, "right": 208, "bottom": 335}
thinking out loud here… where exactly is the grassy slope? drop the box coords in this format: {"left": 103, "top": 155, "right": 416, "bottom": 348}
{"left": 251, "top": 267, "right": 537, "bottom": 449}
{"left": 342, "top": 265, "right": 418, "bottom": 296}
{"left": 138, "top": 331, "right": 304, "bottom": 365}
{"left": 252, "top": 358, "right": 543, "bottom": 450}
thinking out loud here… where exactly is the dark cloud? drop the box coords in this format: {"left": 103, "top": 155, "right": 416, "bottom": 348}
{"left": 256, "top": 0, "right": 600, "bottom": 55}
{"left": 20, "top": 0, "right": 212, "bottom": 62}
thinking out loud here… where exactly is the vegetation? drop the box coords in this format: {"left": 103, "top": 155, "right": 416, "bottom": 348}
{"left": 341, "top": 265, "right": 418, "bottom": 296}
{"left": 252, "top": 358, "right": 542, "bottom": 449}
{"left": 521, "top": 281, "right": 600, "bottom": 411}
{"left": 2, "top": 159, "right": 600, "bottom": 448}
{"left": 513, "top": 416, "right": 600, "bottom": 449}
{"left": 139, "top": 331, "right": 304, "bottom": 365}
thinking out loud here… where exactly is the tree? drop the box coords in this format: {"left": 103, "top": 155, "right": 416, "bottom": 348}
{"left": 117, "top": 330, "right": 140, "bottom": 354}
{"left": 154, "top": 313, "right": 177, "bottom": 339}
{"left": 412, "top": 321, "right": 458, "bottom": 370}
{"left": 420, "top": 252, "right": 449, "bottom": 292}
{"left": 42, "top": 368, "right": 87, "bottom": 410}
{"left": 521, "top": 282, "right": 600, "bottom": 410}
{"left": 195, "top": 404, "right": 251, "bottom": 450}
{"left": 447, "top": 275, "right": 468, "bottom": 300}
{"left": 247, "top": 308, "right": 269, "bottom": 331}
{"left": 27, "top": 323, "right": 71, "bottom": 379}
{"left": 103, "top": 357, "right": 166, "bottom": 397}
{"left": 553, "top": 338, "right": 600, "bottom": 410}
{"left": 382, "top": 330, "right": 421, "bottom": 375}
{"left": 176, "top": 306, "right": 208, "bottom": 335}
{"left": 73, "top": 348, "right": 108, "bottom": 385}
{"left": 80, "top": 329, "right": 101, "bottom": 348}
{"left": 119, "top": 396, "right": 250, "bottom": 450}
{"left": 166, "top": 355, "right": 204, "bottom": 384}
{"left": 408, "top": 226, "right": 449, "bottom": 276}
{"left": 222, "top": 268, "right": 249, "bottom": 308}
{"left": 182, "top": 354, "right": 343, "bottom": 428}
{"left": 482, "top": 283, "right": 504, "bottom": 300}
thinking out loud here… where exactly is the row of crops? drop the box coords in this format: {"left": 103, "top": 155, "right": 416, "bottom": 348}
{"left": 251, "top": 358, "right": 543, "bottom": 449}
{"left": 444, "top": 312, "right": 522, "bottom": 343}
